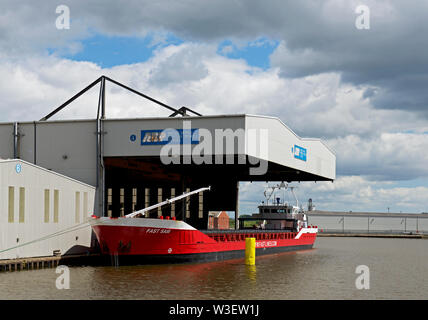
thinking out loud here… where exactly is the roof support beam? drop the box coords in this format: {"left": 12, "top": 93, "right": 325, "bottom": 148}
{"left": 40, "top": 77, "right": 102, "bottom": 121}
{"left": 39, "top": 75, "right": 201, "bottom": 121}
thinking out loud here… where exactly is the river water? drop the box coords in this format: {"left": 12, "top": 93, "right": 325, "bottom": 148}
{"left": 0, "top": 237, "right": 427, "bottom": 300}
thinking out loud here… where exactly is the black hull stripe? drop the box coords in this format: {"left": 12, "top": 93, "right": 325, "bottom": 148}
{"left": 103, "top": 244, "right": 314, "bottom": 265}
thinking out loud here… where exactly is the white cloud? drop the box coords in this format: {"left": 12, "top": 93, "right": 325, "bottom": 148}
{"left": 148, "top": 43, "right": 211, "bottom": 87}
{"left": 329, "top": 132, "right": 428, "bottom": 180}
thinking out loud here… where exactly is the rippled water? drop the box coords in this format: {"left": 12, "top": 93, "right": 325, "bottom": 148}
{"left": 1, "top": 237, "right": 427, "bottom": 300}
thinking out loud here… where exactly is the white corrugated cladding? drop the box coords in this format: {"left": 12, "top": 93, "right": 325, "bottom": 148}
{"left": 0, "top": 159, "right": 95, "bottom": 260}
{"left": 307, "top": 212, "right": 428, "bottom": 233}
{"left": 244, "top": 115, "right": 336, "bottom": 180}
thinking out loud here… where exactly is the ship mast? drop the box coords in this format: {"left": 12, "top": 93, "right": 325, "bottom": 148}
{"left": 289, "top": 186, "right": 299, "bottom": 208}
{"left": 264, "top": 182, "right": 299, "bottom": 206}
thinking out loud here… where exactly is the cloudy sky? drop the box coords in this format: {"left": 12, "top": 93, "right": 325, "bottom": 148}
{"left": 1, "top": 1, "right": 428, "bottom": 214}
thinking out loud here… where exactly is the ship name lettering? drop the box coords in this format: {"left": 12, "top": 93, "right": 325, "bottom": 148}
{"left": 145, "top": 228, "right": 171, "bottom": 234}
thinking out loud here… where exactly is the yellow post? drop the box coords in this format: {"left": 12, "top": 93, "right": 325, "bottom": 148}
{"left": 245, "top": 237, "right": 256, "bottom": 265}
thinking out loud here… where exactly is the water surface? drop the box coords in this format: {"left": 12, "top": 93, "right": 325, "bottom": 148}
{"left": 1, "top": 237, "right": 427, "bottom": 300}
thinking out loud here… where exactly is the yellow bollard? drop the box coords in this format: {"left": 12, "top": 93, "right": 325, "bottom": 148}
{"left": 245, "top": 237, "right": 256, "bottom": 265}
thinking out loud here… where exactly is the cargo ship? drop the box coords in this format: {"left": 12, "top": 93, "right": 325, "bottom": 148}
{"left": 90, "top": 184, "right": 318, "bottom": 264}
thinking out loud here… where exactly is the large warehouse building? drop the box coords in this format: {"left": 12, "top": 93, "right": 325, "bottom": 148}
{"left": 0, "top": 76, "right": 336, "bottom": 259}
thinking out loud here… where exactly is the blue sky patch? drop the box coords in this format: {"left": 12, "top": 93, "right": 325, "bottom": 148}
{"left": 51, "top": 32, "right": 278, "bottom": 70}
{"left": 59, "top": 33, "right": 184, "bottom": 67}
{"left": 217, "top": 38, "right": 279, "bottom": 70}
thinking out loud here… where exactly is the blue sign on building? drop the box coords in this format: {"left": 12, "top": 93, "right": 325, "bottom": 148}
{"left": 293, "top": 145, "right": 307, "bottom": 161}
{"left": 140, "top": 129, "right": 199, "bottom": 145}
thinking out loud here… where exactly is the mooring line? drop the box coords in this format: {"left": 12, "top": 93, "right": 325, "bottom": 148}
{"left": 0, "top": 221, "right": 92, "bottom": 254}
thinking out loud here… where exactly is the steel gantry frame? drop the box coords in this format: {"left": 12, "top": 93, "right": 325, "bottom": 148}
{"left": 38, "top": 75, "right": 202, "bottom": 217}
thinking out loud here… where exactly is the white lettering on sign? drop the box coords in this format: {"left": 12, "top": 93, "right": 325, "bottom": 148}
{"left": 145, "top": 228, "right": 171, "bottom": 234}
{"left": 256, "top": 241, "right": 277, "bottom": 248}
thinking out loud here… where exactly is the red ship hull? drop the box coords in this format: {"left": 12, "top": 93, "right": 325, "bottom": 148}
{"left": 90, "top": 217, "right": 318, "bottom": 264}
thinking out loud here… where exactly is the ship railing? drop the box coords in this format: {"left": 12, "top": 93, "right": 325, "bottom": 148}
{"left": 204, "top": 231, "right": 298, "bottom": 242}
